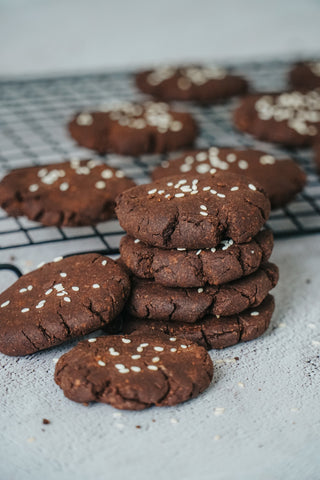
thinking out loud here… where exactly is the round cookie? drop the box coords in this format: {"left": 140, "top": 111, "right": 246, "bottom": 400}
{"left": 135, "top": 65, "right": 248, "bottom": 104}
{"left": 115, "top": 172, "right": 271, "bottom": 249}
{"left": 0, "top": 159, "right": 135, "bottom": 227}
{"left": 126, "top": 262, "right": 278, "bottom": 322}
{"left": 120, "top": 229, "right": 273, "bottom": 288}
{"left": 0, "top": 254, "right": 130, "bottom": 356}
{"left": 123, "top": 295, "right": 274, "bottom": 351}
{"left": 233, "top": 91, "right": 320, "bottom": 146}
{"left": 152, "top": 148, "right": 306, "bottom": 209}
{"left": 54, "top": 334, "right": 213, "bottom": 410}
{"left": 68, "top": 101, "right": 197, "bottom": 155}
{"left": 289, "top": 62, "right": 320, "bottom": 90}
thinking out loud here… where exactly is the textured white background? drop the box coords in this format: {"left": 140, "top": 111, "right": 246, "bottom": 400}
{"left": 1, "top": 1, "right": 320, "bottom": 479}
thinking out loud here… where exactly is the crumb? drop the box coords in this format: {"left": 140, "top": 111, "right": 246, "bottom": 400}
{"left": 10, "top": 255, "right": 16, "bottom": 261}
{"left": 234, "top": 357, "right": 239, "bottom": 361}
{"left": 27, "top": 437, "right": 35, "bottom": 443}
{"left": 152, "top": 419, "right": 156, "bottom": 423}
{"left": 214, "top": 435, "right": 221, "bottom": 441}
{"left": 82, "top": 402, "right": 89, "bottom": 407}
{"left": 136, "top": 425, "right": 141, "bottom": 429}
{"left": 42, "top": 418, "right": 50, "bottom": 425}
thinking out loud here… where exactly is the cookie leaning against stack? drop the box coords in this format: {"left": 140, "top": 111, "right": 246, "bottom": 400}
{"left": 116, "top": 172, "right": 279, "bottom": 350}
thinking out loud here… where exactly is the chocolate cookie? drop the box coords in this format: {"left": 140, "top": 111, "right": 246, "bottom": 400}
{"left": 0, "top": 159, "right": 135, "bottom": 226}
{"left": 120, "top": 229, "right": 273, "bottom": 288}
{"left": 126, "top": 262, "right": 278, "bottom": 322}
{"left": 54, "top": 334, "right": 213, "bottom": 409}
{"left": 135, "top": 65, "right": 248, "bottom": 104}
{"left": 68, "top": 101, "right": 197, "bottom": 155}
{"left": 233, "top": 91, "right": 320, "bottom": 146}
{"left": 289, "top": 62, "right": 320, "bottom": 90}
{"left": 124, "top": 295, "right": 274, "bottom": 351}
{"left": 152, "top": 148, "right": 306, "bottom": 209}
{"left": 115, "top": 172, "right": 270, "bottom": 249}
{"left": 0, "top": 254, "right": 130, "bottom": 356}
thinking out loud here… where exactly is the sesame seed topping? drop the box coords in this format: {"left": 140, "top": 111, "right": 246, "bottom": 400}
{"left": 250, "top": 311, "right": 260, "bottom": 316}
{"left": 167, "top": 182, "right": 173, "bottom": 187}
{"left": 102, "top": 260, "right": 107, "bottom": 265}
{"left": 131, "top": 355, "right": 141, "bottom": 360}
{"left": 77, "top": 113, "right": 93, "bottom": 126}
{"left": 148, "top": 365, "right": 158, "bottom": 371}
{"left": 19, "top": 288, "right": 27, "bottom": 293}
{"left": 101, "top": 169, "right": 114, "bottom": 179}
{"left": 27, "top": 285, "right": 33, "bottom": 291}
{"left": 122, "top": 338, "right": 131, "bottom": 344}
{"left": 59, "top": 182, "right": 69, "bottom": 192}
{"left": 148, "top": 188, "right": 157, "bottom": 195}
{"left": 1, "top": 300, "right": 10, "bottom": 308}
{"left": 203, "top": 186, "right": 211, "bottom": 191}
{"left": 45, "top": 289, "right": 53, "bottom": 295}
{"left": 217, "top": 193, "right": 226, "bottom": 198}
{"left": 53, "top": 256, "right": 63, "bottom": 262}
{"left": 169, "top": 337, "right": 177, "bottom": 342}
{"left": 170, "top": 348, "right": 177, "bottom": 353}
{"left": 154, "top": 346, "right": 164, "bottom": 352}
{"left": 175, "top": 193, "right": 185, "bottom": 198}
{"left": 197, "top": 288, "right": 204, "bottom": 293}
{"left": 98, "top": 360, "right": 106, "bottom": 366}
{"left": 181, "top": 345, "right": 188, "bottom": 349}
{"left": 115, "top": 364, "right": 125, "bottom": 369}
{"left": 140, "top": 343, "right": 149, "bottom": 347}
{"left": 211, "top": 247, "right": 216, "bottom": 253}
{"left": 200, "top": 205, "right": 207, "bottom": 210}
{"left": 95, "top": 180, "right": 106, "bottom": 189}
{"left": 60, "top": 272, "right": 67, "bottom": 278}
{"left": 137, "top": 347, "right": 143, "bottom": 352}
{"left": 230, "top": 186, "right": 239, "bottom": 191}
{"left": 152, "top": 356, "right": 160, "bottom": 363}
{"left": 196, "top": 249, "right": 202, "bottom": 255}
{"left": 115, "top": 170, "right": 125, "bottom": 178}
{"left": 110, "top": 351, "right": 120, "bottom": 356}
{"left": 29, "top": 184, "right": 39, "bottom": 192}
{"left": 88, "top": 338, "right": 96, "bottom": 343}
{"left": 21, "top": 308, "right": 30, "bottom": 313}
{"left": 210, "top": 189, "right": 217, "bottom": 195}
{"left": 214, "top": 407, "right": 225, "bottom": 416}
{"left": 36, "top": 300, "right": 46, "bottom": 309}
{"left": 177, "top": 248, "right": 186, "bottom": 251}
{"left": 131, "top": 366, "right": 141, "bottom": 373}
{"left": 72, "top": 286, "right": 79, "bottom": 291}
{"left": 64, "top": 297, "right": 71, "bottom": 302}
{"left": 238, "top": 160, "right": 248, "bottom": 170}
{"left": 248, "top": 184, "right": 256, "bottom": 191}
{"left": 92, "top": 284, "right": 100, "bottom": 289}
{"left": 200, "top": 211, "right": 208, "bottom": 216}
{"left": 119, "top": 368, "right": 130, "bottom": 374}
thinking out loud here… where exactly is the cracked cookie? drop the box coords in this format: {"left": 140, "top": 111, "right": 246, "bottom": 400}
{"left": 120, "top": 229, "right": 273, "bottom": 288}
{"left": 68, "top": 101, "right": 197, "bottom": 155}
{"left": 135, "top": 65, "right": 248, "bottom": 104}
{"left": 289, "top": 61, "right": 320, "bottom": 90}
{"left": 0, "top": 159, "right": 135, "bottom": 226}
{"left": 125, "top": 262, "right": 278, "bottom": 322}
{"left": 123, "top": 295, "right": 274, "bottom": 350}
{"left": 0, "top": 254, "right": 130, "bottom": 356}
{"left": 233, "top": 91, "right": 320, "bottom": 146}
{"left": 152, "top": 148, "right": 306, "bottom": 209}
{"left": 54, "top": 334, "right": 213, "bottom": 409}
{"left": 115, "top": 172, "right": 270, "bottom": 249}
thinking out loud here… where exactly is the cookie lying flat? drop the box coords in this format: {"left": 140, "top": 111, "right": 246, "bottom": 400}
{"left": 289, "top": 62, "right": 320, "bottom": 90}
{"left": 124, "top": 295, "right": 274, "bottom": 351}
{"left": 126, "top": 262, "right": 278, "bottom": 322}
{"left": 136, "top": 65, "right": 248, "bottom": 104}
{"left": 152, "top": 148, "right": 306, "bottom": 209}
{"left": 233, "top": 91, "right": 320, "bottom": 146}
{"left": 0, "top": 254, "right": 130, "bottom": 356}
{"left": 116, "top": 172, "right": 270, "bottom": 249}
{"left": 125, "top": 295, "right": 274, "bottom": 350}
{"left": 0, "top": 159, "right": 135, "bottom": 226}
{"left": 54, "top": 335, "right": 213, "bottom": 410}
{"left": 120, "top": 229, "right": 273, "bottom": 288}
{"left": 68, "top": 101, "right": 197, "bottom": 155}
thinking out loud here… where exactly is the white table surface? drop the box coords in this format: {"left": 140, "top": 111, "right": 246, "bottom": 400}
{"left": 1, "top": 1, "right": 320, "bottom": 479}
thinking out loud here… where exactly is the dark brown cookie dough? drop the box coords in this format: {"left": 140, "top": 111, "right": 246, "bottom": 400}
{"left": 233, "top": 91, "right": 320, "bottom": 146}
{"left": 135, "top": 65, "right": 249, "bottom": 104}
{"left": 115, "top": 172, "right": 270, "bottom": 249}
{"left": 152, "top": 148, "right": 306, "bottom": 209}
{"left": 126, "top": 262, "right": 278, "bottom": 322}
{"left": 289, "top": 62, "right": 320, "bottom": 90}
{"left": 0, "top": 159, "right": 135, "bottom": 226}
{"left": 0, "top": 254, "right": 130, "bottom": 356}
{"left": 123, "top": 295, "right": 274, "bottom": 350}
{"left": 68, "top": 101, "right": 197, "bottom": 155}
{"left": 54, "top": 334, "right": 213, "bottom": 410}
{"left": 120, "top": 229, "right": 273, "bottom": 288}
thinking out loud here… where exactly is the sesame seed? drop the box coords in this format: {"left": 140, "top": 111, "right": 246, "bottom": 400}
{"left": 21, "top": 308, "right": 30, "bottom": 313}
{"left": 92, "top": 284, "right": 100, "bottom": 289}
{"left": 197, "top": 288, "right": 204, "bottom": 293}
{"left": 214, "top": 435, "right": 221, "bottom": 441}
{"left": 36, "top": 300, "right": 46, "bottom": 309}
{"left": 64, "top": 297, "right": 71, "bottom": 302}
{"left": 152, "top": 357, "right": 160, "bottom": 363}
{"left": 230, "top": 186, "right": 239, "bottom": 191}
{"left": 122, "top": 338, "right": 131, "bottom": 344}
{"left": 196, "top": 249, "right": 202, "bottom": 255}
{"left": 29, "top": 184, "right": 39, "bottom": 192}
{"left": 238, "top": 382, "right": 244, "bottom": 388}
{"left": 177, "top": 248, "right": 186, "bottom": 251}
{"left": 45, "top": 289, "right": 53, "bottom": 295}
{"left": 101, "top": 169, "right": 114, "bottom": 179}
{"left": 88, "top": 338, "right": 96, "bottom": 343}
{"left": 217, "top": 193, "right": 226, "bottom": 198}
{"left": 167, "top": 182, "right": 173, "bottom": 187}
{"left": 115, "top": 364, "right": 125, "bottom": 369}
{"left": 140, "top": 343, "right": 149, "bottom": 347}
{"left": 110, "top": 351, "right": 120, "bottom": 356}
{"left": 52, "top": 358, "right": 59, "bottom": 364}
{"left": 238, "top": 160, "right": 248, "bottom": 170}
{"left": 200, "top": 211, "right": 208, "bottom": 216}
{"left": 72, "top": 286, "right": 79, "bottom": 291}
{"left": 98, "top": 360, "right": 106, "bottom": 366}
{"left": 211, "top": 247, "right": 216, "bottom": 253}
{"left": 77, "top": 113, "right": 93, "bottom": 125}
{"left": 214, "top": 407, "right": 225, "bottom": 416}
{"left": 37, "top": 262, "right": 45, "bottom": 268}
{"left": 190, "top": 191, "right": 198, "bottom": 195}
{"left": 210, "top": 168, "right": 217, "bottom": 175}
{"left": 250, "top": 311, "right": 260, "bottom": 316}
{"left": 119, "top": 368, "right": 130, "bottom": 374}
{"left": 148, "top": 365, "right": 158, "bottom": 371}
{"left": 181, "top": 345, "right": 187, "bottom": 349}
{"left": 60, "top": 272, "right": 67, "bottom": 278}
{"left": 154, "top": 346, "right": 164, "bottom": 352}
{"left": 1, "top": 300, "right": 10, "bottom": 308}
{"left": 59, "top": 182, "right": 69, "bottom": 192}
{"left": 200, "top": 205, "right": 207, "bottom": 210}
{"left": 27, "top": 285, "right": 33, "bottom": 291}
{"left": 169, "top": 337, "right": 177, "bottom": 342}
{"left": 102, "top": 260, "right": 107, "bottom": 265}
{"left": 53, "top": 256, "right": 63, "bottom": 262}
{"left": 203, "top": 186, "right": 211, "bottom": 191}
{"left": 131, "top": 355, "right": 141, "bottom": 360}
{"left": 248, "top": 184, "right": 256, "bottom": 191}
{"left": 136, "top": 346, "right": 143, "bottom": 352}
{"left": 131, "top": 366, "right": 141, "bottom": 373}
{"left": 19, "top": 288, "right": 27, "bottom": 293}
{"left": 95, "top": 181, "right": 106, "bottom": 189}
{"left": 175, "top": 193, "right": 185, "bottom": 198}
{"left": 210, "top": 189, "right": 217, "bottom": 195}
{"left": 158, "top": 190, "right": 165, "bottom": 194}
{"left": 170, "top": 348, "right": 177, "bottom": 353}
{"left": 148, "top": 188, "right": 157, "bottom": 195}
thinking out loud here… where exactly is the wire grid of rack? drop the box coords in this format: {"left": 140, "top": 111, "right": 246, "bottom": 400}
{"left": 0, "top": 59, "right": 320, "bottom": 277}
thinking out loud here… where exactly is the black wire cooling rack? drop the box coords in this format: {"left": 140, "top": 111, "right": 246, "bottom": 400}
{"left": 1, "top": 59, "right": 320, "bottom": 278}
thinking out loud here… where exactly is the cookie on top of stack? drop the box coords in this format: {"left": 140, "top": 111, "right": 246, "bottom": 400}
{"left": 116, "top": 171, "right": 279, "bottom": 350}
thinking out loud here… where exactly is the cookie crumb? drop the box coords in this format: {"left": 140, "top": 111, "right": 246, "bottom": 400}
{"left": 82, "top": 402, "right": 89, "bottom": 407}
{"left": 136, "top": 425, "right": 141, "bottom": 429}
{"left": 42, "top": 418, "right": 50, "bottom": 425}
{"left": 27, "top": 437, "right": 35, "bottom": 443}
{"left": 234, "top": 357, "right": 239, "bottom": 361}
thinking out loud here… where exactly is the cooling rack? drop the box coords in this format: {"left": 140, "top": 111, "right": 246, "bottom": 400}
{"left": 1, "top": 59, "right": 320, "bottom": 277}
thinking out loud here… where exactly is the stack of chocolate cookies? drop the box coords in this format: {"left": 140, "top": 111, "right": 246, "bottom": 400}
{"left": 116, "top": 171, "right": 279, "bottom": 351}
